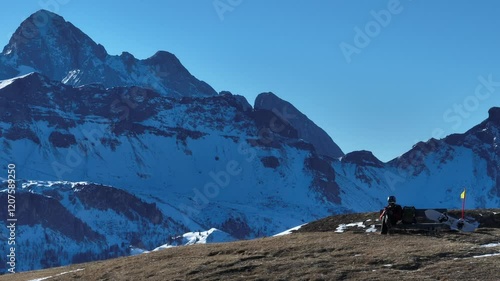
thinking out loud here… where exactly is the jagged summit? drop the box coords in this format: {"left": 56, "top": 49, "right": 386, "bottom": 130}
{"left": 341, "top": 150, "right": 383, "bottom": 167}
{"left": 0, "top": 10, "right": 216, "bottom": 97}
{"left": 145, "top": 51, "right": 179, "bottom": 64}
{"left": 487, "top": 107, "right": 500, "bottom": 125}
{"left": 254, "top": 92, "right": 344, "bottom": 158}
{"left": 3, "top": 9, "right": 107, "bottom": 68}
{"left": 3, "top": 10, "right": 77, "bottom": 53}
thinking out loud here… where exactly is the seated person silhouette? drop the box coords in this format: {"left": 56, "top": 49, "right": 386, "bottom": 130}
{"left": 380, "top": 195, "right": 403, "bottom": 235}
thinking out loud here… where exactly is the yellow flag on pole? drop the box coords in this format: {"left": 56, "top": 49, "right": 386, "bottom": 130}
{"left": 460, "top": 189, "right": 466, "bottom": 199}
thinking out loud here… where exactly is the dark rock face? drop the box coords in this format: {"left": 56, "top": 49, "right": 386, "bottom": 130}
{"left": 0, "top": 10, "right": 216, "bottom": 97}
{"left": 0, "top": 192, "right": 102, "bottom": 242}
{"left": 305, "top": 156, "right": 341, "bottom": 204}
{"left": 49, "top": 131, "right": 77, "bottom": 148}
{"left": 341, "top": 150, "right": 384, "bottom": 168}
{"left": 250, "top": 109, "right": 299, "bottom": 139}
{"left": 261, "top": 156, "right": 280, "bottom": 168}
{"left": 74, "top": 184, "right": 164, "bottom": 225}
{"left": 289, "top": 140, "right": 315, "bottom": 151}
{"left": 444, "top": 133, "right": 466, "bottom": 146}
{"left": 488, "top": 107, "right": 500, "bottom": 125}
{"left": 234, "top": 95, "right": 253, "bottom": 113}
{"left": 254, "top": 92, "right": 344, "bottom": 159}
{"left": 494, "top": 175, "right": 500, "bottom": 198}
{"left": 219, "top": 91, "right": 253, "bottom": 113}
{"left": 5, "top": 125, "right": 40, "bottom": 144}
{"left": 219, "top": 217, "right": 252, "bottom": 239}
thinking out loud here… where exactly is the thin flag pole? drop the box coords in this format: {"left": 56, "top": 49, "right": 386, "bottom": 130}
{"left": 460, "top": 188, "right": 466, "bottom": 219}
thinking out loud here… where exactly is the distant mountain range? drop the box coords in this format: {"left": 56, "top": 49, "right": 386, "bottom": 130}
{"left": 0, "top": 9, "right": 498, "bottom": 272}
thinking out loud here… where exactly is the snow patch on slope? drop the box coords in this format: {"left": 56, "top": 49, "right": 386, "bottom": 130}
{"left": 28, "top": 268, "right": 84, "bottom": 281}
{"left": 335, "top": 222, "right": 366, "bottom": 233}
{"left": 480, "top": 243, "right": 500, "bottom": 248}
{"left": 273, "top": 224, "right": 307, "bottom": 236}
{"left": 473, "top": 253, "right": 500, "bottom": 258}
{"left": 0, "top": 72, "right": 35, "bottom": 89}
{"left": 153, "top": 228, "right": 236, "bottom": 251}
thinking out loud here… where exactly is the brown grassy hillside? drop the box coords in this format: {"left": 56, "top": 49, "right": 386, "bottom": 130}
{"left": 2, "top": 209, "right": 499, "bottom": 281}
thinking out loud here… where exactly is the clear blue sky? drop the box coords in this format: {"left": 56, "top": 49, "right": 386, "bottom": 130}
{"left": 2, "top": 0, "right": 500, "bottom": 161}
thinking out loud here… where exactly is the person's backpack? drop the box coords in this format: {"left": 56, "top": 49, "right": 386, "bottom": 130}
{"left": 401, "top": 206, "right": 416, "bottom": 224}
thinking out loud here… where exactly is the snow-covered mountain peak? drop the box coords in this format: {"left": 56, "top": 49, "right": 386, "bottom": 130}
{"left": 3, "top": 9, "right": 106, "bottom": 71}
{"left": 3, "top": 10, "right": 76, "bottom": 54}
{"left": 0, "top": 10, "right": 215, "bottom": 97}
{"left": 0, "top": 9, "right": 107, "bottom": 88}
